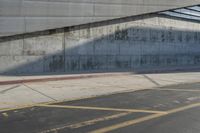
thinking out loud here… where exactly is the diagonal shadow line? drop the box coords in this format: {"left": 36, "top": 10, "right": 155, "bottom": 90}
{"left": 0, "top": 85, "right": 20, "bottom": 94}
{"left": 142, "top": 75, "right": 160, "bottom": 86}
{"left": 22, "top": 83, "right": 57, "bottom": 101}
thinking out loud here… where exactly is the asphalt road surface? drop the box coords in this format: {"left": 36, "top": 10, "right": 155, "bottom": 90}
{"left": 1, "top": 82, "right": 200, "bottom": 133}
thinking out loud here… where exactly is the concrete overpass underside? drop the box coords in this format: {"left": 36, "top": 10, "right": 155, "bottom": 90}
{"left": 0, "top": 2, "right": 200, "bottom": 75}
{"left": 0, "top": 0, "right": 199, "bottom": 36}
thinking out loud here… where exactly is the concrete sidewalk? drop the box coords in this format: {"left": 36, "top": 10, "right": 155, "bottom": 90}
{"left": 1, "top": 72, "right": 200, "bottom": 111}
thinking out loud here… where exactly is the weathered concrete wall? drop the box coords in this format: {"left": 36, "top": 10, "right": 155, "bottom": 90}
{"left": 0, "top": 0, "right": 199, "bottom": 36}
{"left": 0, "top": 14, "right": 200, "bottom": 75}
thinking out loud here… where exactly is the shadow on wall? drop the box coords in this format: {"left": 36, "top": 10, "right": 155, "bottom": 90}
{"left": 0, "top": 14, "right": 200, "bottom": 76}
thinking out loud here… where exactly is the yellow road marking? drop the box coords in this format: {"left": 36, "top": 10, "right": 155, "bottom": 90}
{"left": 68, "top": 112, "right": 131, "bottom": 129}
{"left": 0, "top": 87, "right": 199, "bottom": 113}
{"left": 0, "top": 102, "right": 39, "bottom": 112}
{"left": 154, "top": 88, "right": 200, "bottom": 92}
{"left": 0, "top": 89, "right": 138, "bottom": 112}
{"left": 0, "top": 101, "right": 57, "bottom": 112}
{"left": 0, "top": 105, "right": 37, "bottom": 112}
{"left": 40, "top": 112, "right": 131, "bottom": 133}
{"left": 90, "top": 113, "right": 165, "bottom": 133}
{"left": 0, "top": 101, "right": 68, "bottom": 112}
{"left": 36, "top": 104, "right": 167, "bottom": 114}
{"left": 167, "top": 102, "right": 200, "bottom": 113}
{"left": 89, "top": 102, "right": 200, "bottom": 133}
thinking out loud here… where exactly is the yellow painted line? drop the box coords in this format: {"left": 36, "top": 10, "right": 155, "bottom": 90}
{"left": 154, "top": 88, "right": 200, "bottom": 92}
{"left": 0, "top": 104, "right": 37, "bottom": 112}
{"left": 68, "top": 112, "right": 131, "bottom": 129}
{"left": 0, "top": 90, "right": 138, "bottom": 112}
{"left": 89, "top": 113, "right": 165, "bottom": 133}
{"left": 36, "top": 104, "right": 167, "bottom": 114}
{"left": 0, "top": 99, "right": 68, "bottom": 112}
{"left": 0, "top": 101, "right": 58, "bottom": 112}
{"left": 40, "top": 112, "right": 131, "bottom": 133}
{"left": 0, "top": 102, "right": 38, "bottom": 112}
{"left": 1, "top": 86, "right": 198, "bottom": 113}
{"left": 167, "top": 102, "right": 200, "bottom": 113}
{"left": 89, "top": 102, "right": 200, "bottom": 133}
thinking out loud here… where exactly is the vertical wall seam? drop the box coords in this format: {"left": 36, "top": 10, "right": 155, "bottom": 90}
{"left": 63, "top": 31, "right": 66, "bottom": 72}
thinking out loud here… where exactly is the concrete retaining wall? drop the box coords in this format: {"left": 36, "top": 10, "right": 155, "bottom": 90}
{"left": 0, "top": 14, "right": 200, "bottom": 75}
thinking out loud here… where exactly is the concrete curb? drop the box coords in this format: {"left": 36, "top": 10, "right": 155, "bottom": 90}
{"left": 0, "top": 73, "right": 130, "bottom": 85}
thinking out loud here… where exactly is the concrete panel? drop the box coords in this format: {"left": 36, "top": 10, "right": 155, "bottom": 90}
{"left": 65, "top": 26, "right": 95, "bottom": 55}
{"left": 44, "top": 55, "right": 65, "bottom": 73}
{"left": 79, "top": 56, "right": 95, "bottom": 70}
{"left": 140, "top": 43, "right": 161, "bottom": 55}
{"left": 115, "top": 56, "right": 131, "bottom": 69}
{"left": 0, "top": 39, "right": 23, "bottom": 56}
{"left": 106, "top": 55, "right": 117, "bottom": 69}
{"left": 119, "top": 42, "right": 142, "bottom": 55}
{"left": 0, "top": 56, "right": 43, "bottom": 74}
{"left": 23, "top": 33, "right": 64, "bottom": 55}
{"left": 65, "top": 56, "right": 80, "bottom": 71}
{"left": 131, "top": 55, "right": 141, "bottom": 68}
{"left": 93, "top": 55, "right": 108, "bottom": 70}
{"left": 94, "top": 40, "right": 119, "bottom": 55}
{"left": 65, "top": 38, "right": 94, "bottom": 55}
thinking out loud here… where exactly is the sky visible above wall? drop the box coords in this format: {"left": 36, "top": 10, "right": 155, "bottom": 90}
{"left": 160, "top": 5, "right": 200, "bottom": 22}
